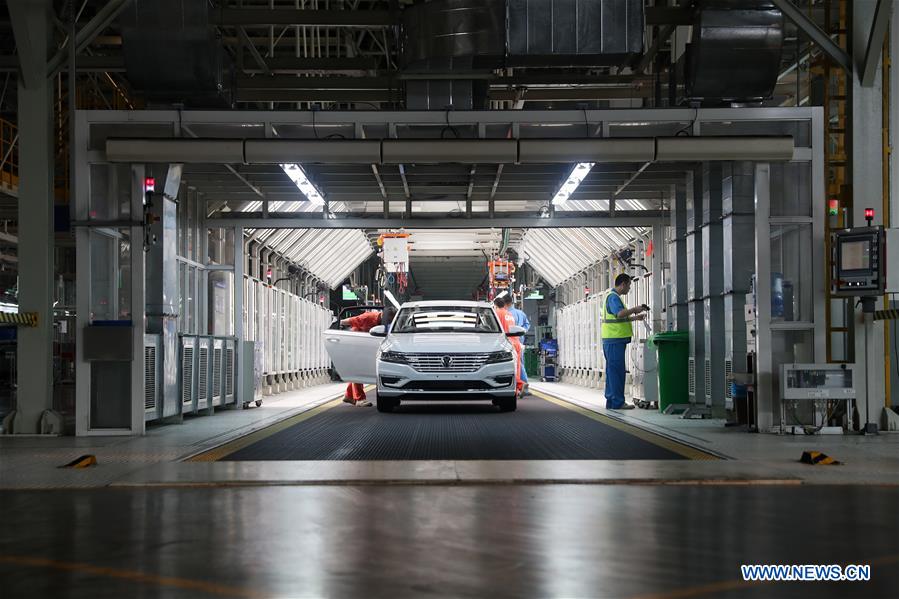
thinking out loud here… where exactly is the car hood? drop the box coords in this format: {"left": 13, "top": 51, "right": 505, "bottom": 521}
{"left": 383, "top": 332, "right": 511, "bottom": 354}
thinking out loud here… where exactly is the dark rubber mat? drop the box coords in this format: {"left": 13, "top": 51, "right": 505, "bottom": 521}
{"left": 222, "top": 396, "right": 687, "bottom": 461}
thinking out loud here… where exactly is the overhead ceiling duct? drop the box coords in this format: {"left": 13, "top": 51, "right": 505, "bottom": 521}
{"left": 507, "top": 0, "right": 644, "bottom": 67}
{"left": 105, "top": 136, "right": 798, "bottom": 164}
{"left": 400, "top": 0, "right": 644, "bottom": 109}
{"left": 684, "top": 1, "right": 784, "bottom": 103}
{"left": 401, "top": 1, "right": 505, "bottom": 67}
{"left": 381, "top": 140, "right": 518, "bottom": 164}
{"left": 405, "top": 60, "right": 489, "bottom": 111}
{"left": 244, "top": 140, "right": 382, "bottom": 164}
{"left": 655, "top": 136, "right": 795, "bottom": 162}
{"left": 119, "top": 0, "right": 233, "bottom": 107}
{"left": 105, "top": 139, "right": 245, "bottom": 164}
{"left": 401, "top": 1, "right": 503, "bottom": 110}
{"left": 519, "top": 139, "right": 655, "bottom": 163}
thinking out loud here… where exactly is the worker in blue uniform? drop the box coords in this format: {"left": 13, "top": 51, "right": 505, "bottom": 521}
{"left": 505, "top": 295, "right": 530, "bottom": 394}
{"left": 601, "top": 273, "right": 649, "bottom": 410}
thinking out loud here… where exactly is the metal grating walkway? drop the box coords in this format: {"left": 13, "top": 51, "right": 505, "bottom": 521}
{"left": 220, "top": 395, "right": 699, "bottom": 461}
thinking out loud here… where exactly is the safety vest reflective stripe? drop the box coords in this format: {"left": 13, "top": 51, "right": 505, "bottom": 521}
{"left": 601, "top": 290, "right": 632, "bottom": 339}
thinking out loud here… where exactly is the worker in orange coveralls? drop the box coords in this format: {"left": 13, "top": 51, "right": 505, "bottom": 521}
{"left": 493, "top": 295, "right": 523, "bottom": 395}
{"left": 339, "top": 307, "right": 395, "bottom": 406}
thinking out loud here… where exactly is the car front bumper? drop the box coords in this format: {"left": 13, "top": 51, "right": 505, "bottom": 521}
{"left": 376, "top": 359, "right": 516, "bottom": 400}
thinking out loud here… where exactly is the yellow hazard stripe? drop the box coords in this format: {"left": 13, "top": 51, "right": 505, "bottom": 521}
{"left": 873, "top": 308, "right": 899, "bottom": 321}
{"left": 800, "top": 450, "right": 841, "bottom": 465}
{"left": 0, "top": 312, "right": 37, "bottom": 326}
{"left": 59, "top": 455, "right": 97, "bottom": 469}
{"left": 531, "top": 390, "right": 721, "bottom": 461}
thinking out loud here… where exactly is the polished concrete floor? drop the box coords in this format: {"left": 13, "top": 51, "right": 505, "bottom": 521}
{"left": 1, "top": 485, "right": 898, "bottom": 599}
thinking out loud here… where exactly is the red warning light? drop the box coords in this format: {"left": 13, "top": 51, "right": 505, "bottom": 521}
{"left": 827, "top": 199, "right": 839, "bottom": 216}
{"left": 864, "top": 208, "right": 875, "bottom": 220}
{"left": 144, "top": 177, "right": 156, "bottom": 192}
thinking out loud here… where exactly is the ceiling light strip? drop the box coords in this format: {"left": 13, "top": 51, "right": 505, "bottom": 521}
{"left": 551, "top": 162, "right": 595, "bottom": 205}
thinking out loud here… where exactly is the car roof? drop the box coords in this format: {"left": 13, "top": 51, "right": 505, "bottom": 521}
{"left": 400, "top": 300, "right": 493, "bottom": 309}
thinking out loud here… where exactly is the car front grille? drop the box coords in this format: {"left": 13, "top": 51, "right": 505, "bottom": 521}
{"left": 400, "top": 380, "right": 492, "bottom": 391}
{"left": 405, "top": 353, "right": 491, "bottom": 373}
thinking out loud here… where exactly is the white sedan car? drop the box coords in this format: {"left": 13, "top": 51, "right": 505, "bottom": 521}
{"left": 323, "top": 301, "right": 524, "bottom": 413}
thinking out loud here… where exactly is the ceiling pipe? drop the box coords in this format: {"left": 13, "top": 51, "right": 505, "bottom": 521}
{"left": 105, "top": 136, "right": 798, "bottom": 165}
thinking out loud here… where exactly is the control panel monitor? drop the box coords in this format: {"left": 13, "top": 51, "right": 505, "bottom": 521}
{"left": 831, "top": 227, "right": 884, "bottom": 297}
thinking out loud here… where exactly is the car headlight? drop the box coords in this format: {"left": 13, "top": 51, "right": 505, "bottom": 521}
{"left": 379, "top": 351, "right": 409, "bottom": 364}
{"left": 485, "top": 351, "right": 514, "bottom": 364}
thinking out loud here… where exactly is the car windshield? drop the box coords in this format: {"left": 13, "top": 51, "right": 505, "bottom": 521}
{"left": 391, "top": 306, "right": 501, "bottom": 333}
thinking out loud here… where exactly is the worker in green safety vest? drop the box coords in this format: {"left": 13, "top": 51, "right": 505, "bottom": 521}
{"left": 601, "top": 273, "right": 649, "bottom": 410}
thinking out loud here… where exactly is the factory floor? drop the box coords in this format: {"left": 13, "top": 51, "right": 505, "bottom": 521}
{"left": 2, "top": 384, "right": 899, "bottom": 598}
{"left": 2, "top": 485, "right": 898, "bottom": 599}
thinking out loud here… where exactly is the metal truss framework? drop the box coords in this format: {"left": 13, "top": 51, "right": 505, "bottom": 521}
{"left": 75, "top": 106, "right": 821, "bottom": 294}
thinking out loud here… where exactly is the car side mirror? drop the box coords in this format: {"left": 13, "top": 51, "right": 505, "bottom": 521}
{"left": 369, "top": 325, "right": 387, "bottom": 337}
{"left": 506, "top": 325, "right": 526, "bottom": 337}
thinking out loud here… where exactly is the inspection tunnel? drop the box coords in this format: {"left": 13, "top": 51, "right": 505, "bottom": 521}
{"left": 5, "top": 3, "right": 899, "bottom": 597}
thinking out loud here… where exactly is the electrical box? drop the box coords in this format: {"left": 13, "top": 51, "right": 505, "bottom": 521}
{"left": 382, "top": 237, "right": 409, "bottom": 265}
{"left": 780, "top": 363, "right": 856, "bottom": 401}
{"left": 240, "top": 340, "right": 263, "bottom": 407}
{"left": 631, "top": 340, "right": 658, "bottom": 407}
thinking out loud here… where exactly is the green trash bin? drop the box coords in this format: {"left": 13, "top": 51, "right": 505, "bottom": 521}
{"left": 649, "top": 331, "right": 689, "bottom": 412}
{"left": 524, "top": 347, "right": 540, "bottom": 377}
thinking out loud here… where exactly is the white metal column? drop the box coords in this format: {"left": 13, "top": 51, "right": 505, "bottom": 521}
{"left": 852, "top": 0, "right": 887, "bottom": 424}
{"left": 754, "top": 163, "right": 775, "bottom": 432}
{"left": 8, "top": 0, "right": 59, "bottom": 433}
{"left": 234, "top": 226, "right": 245, "bottom": 404}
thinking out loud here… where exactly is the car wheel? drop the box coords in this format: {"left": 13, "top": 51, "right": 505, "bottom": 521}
{"left": 377, "top": 396, "right": 397, "bottom": 413}
{"left": 498, "top": 395, "right": 517, "bottom": 412}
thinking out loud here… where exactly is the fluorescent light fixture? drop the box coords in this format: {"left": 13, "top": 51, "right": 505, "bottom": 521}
{"left": 495, "top": 290, "right": 509, "bottom": 300}
{"left": 280, "top": 163, "right": 325, "bottom": 206}
{"left": 551, "top": 162, "right": 594, "bottom": 205}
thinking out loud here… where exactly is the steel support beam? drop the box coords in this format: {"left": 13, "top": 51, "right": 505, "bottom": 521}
{"left": 46, "top": 0, "right": 131, "bottom": 76}
{"left": 753, "top": 164, "right": 774, "bottom": 432}
{"left": 861, "top": 0, "right": 893, "bottom": 87}
{"left": 634, "top": 25, "right": 676, "bottom": 74}
{"left": 240, "top": 56, "right": 379, "bottom": 73}
{"left": 206, "top": 210, "right": 668, "bottom": 229}
{"left": 0, "top": 54, "right": 126, "bottom": 72}
{"left": 7, "top": 0, "right": 58, "bottom": 434}
{"left": 210, "top": 8, "right": 394, "bottom": 27}
{"left": 851, "top": 0, "right": 887, "bottom": 426}
{"left": 237, "top": 75, "right": 393, "bottom": 89}
{"left": 236, "top": 89, "right": 401, "bottom": 103}
{"left": 79, "top": 107, "right": 821, "bottom": 127}
{"left": 238, "top": 27, "right": 271, "bottom": 75}
{"left": 771, "top": 0, "right": 851, "bottom": 73}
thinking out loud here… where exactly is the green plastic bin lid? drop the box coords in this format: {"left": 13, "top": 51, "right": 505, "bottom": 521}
{"left": 648, "top": 330, "right": 689, "bottom": 345}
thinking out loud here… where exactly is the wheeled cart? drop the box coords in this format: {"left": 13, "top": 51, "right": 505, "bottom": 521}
{"left": 540, "top": 350, "right": 557, "bottom": 382}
